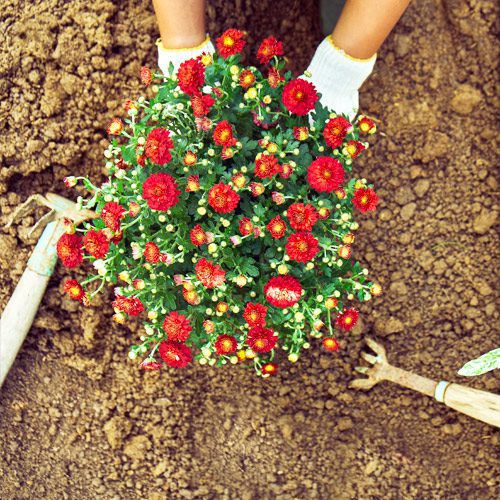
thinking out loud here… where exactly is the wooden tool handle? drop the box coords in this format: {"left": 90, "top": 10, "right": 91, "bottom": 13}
{"left": 443, "top": 383, "right": 500, "bottom": 428}
{"left": 380, "top": 364, "right": 500, "bottom": 427}
{"left": 0, "top": 219, "right": 64, "bottom": 387}
{"left": 0, "top": 268, "right": 50, "bottom": 386}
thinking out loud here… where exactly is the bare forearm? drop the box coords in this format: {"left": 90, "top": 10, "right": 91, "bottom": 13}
{"left": 332, "top": 0, "right": 411, "bottom": 59}
{"left": 153, "top": 0, "right": 206, "bottom": 48}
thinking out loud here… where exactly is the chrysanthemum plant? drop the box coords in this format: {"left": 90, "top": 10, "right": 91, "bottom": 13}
{"left": 59, "top": 29, "right": 381, "bottom": 376}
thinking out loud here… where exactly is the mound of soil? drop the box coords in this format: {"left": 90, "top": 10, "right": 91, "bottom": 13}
{"left": 0, "top": 0, "right": 498, "bottom": 498}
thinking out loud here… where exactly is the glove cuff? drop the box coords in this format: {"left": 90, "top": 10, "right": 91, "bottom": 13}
{"left": 157, "top": 35, "right": 215, "bottom": 75}
{"left": 304, "top": 36, "right": 377, "bottom": 119}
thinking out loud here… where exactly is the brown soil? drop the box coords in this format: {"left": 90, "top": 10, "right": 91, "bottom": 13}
{"left": 1, "top": 0, "right": 499, "bottom": 498}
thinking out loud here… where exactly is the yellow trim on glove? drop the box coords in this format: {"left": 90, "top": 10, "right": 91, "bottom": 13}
{"left": 327, "top": 35, "right": 377, "bottom": 63}
{"left": 156, "top": 36, "right": 211, "bottom": 53}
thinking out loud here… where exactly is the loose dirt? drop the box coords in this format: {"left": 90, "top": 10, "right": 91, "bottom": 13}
{"left": 0, "top": 0, "right": 498, "bottom": 498}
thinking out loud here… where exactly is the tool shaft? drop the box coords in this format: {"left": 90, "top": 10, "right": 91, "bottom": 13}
{"left": 0, "top": 220, "right": 64, "bottom": 386}
{"left": 382, "top": 364, "right": 500, "bottom": 427}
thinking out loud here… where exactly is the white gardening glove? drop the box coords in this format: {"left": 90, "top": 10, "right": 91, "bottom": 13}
{"left": 302, "top": 36, "right": 376, "bottom": 121}
{"left": 157, "top": 35, "right": 215, "bottom": 76}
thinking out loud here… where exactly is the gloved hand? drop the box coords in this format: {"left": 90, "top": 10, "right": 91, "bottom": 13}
{"left": 301, "top": 35, "right": 376, "bottom": 121}
{"left": 157, "top": 35, "right": 215, "bottom": 76}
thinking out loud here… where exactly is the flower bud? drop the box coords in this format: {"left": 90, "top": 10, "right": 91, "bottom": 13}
{"left": 63, "top": 176, "right": 77, "bottom": 188}
{"left": 278, "top": 264, "right": 289, "bottom": 275}
{"left": 325, "top": 297, "right": 338, "bottom": 309}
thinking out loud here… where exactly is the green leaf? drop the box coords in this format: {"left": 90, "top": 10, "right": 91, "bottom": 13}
{"left": 253, "top": 204, "right": 266, "bottom": 218}
{"left": 121, "top": 145, "right": 136, "bottom": 164}
{"left": 240, "top": 261, "right": 259, "bottom": 277}
{"left": 458, "top": 348, "right": 500, "bottom": 376}
{"left": 163, "top": 292, "right": 177, "bottom": 311}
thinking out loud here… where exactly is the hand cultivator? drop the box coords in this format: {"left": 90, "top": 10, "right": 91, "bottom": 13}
{"left": 0, "top": 193, "right": 95, "bottom": 386}
{"left": 351, "top": 338, "right": 500, "bottom": 427}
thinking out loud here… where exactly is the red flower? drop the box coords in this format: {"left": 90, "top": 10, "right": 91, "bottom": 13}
{"left": 254, "top": 154, "right": 280, "bottom": 179}
{"left": 307, "top": 157, "right": 345, "bottom": 193}
{"left": 203, "top": 320, "right": 215, "bottom": 333}
{"left": 338, "top": 245, "right": 351, "bottom": 259}
{"left": 124, "top": 99, "right": 137, "bottom": 113}
{"left": 195, "top": 116, "right": 212, "bottom": 132}
{"left": 243, "top": 302, "right": 267, "bottom": 327}
{"left": 162, "top": 311, "right": 192, "bottom": 342}
{"left": 318, "top": 207, "right": 331, "bottom": 220}
{"left": 353, "top": 188, "right": 379, "bottom": 213}
{"left": 358, "top": 115, "right": 376, "bottom": 134}
{"left": 250, "top": 182, "right": 265, "bottom": 197}
{"left": 57, "top": 233, "right": 83, "bottom": 268}
{"left": 285, "top": 231, "right": 320, "bottom": 263}
{"left": 190, "top": 224, "right": 207, "bottom": 246}
{"left": 140, "top": 66, "right": 153, "bottom": 85}
{"left": 184, "top": 151, "right": 197, "bottom": 166}
{"left": 264, "top": 275, "right": 302, "bottom": 308}
{"left": 239, "top": 217, "right": 253, "bottom": 236}
{"left": 183, "top": 288, "right": 201, "bottom": 305}
{"left": 280, "top": 163, "right": 293, "bottom": 179}
{"left": 323, "top": 116, "right": 351, "bottom": 149}
{"left": 177, "top": 58, "right": 205, "bottom": 95}
{"left": 272, "top": 192, "right": 285, "bottom": 205}
{"left": 268, "top": 67, "right": 283, "bottom": 88}
{"left": 257, "top": 36, "right": 283, "bottom": 64}
{"left": 136, "top": 153, "right": 146, "bottom": 167}
{"left": 232, "top": 172, "right": 246, "bottom": 188}
{"left": 140, "top": 359, "right": 162, "bottom": 371}
{"left": 159, "top": 340, "right": 192, "bottom": 368}
{"left": 145, "top": 128, "right": 174, "bottom": 165}
{"left": 142, "top": 172, "right": 181, "bottom": 211}
{"left": 345, "top": 140, "right": 365, "bottom": 159}
{"left": 323, "top": 337, "right": 340, "bottom": 352}
{"left": 286, "top": 203, "right": 318, "bottom": 231}
{"left": 144, "top": 241, "right": 161, "bottom": 263}
{"left": 336, "top": 308, "right": 359, "bottom": 331}
{"left": 247, "top": 326, "right": 277, "bottom": 353}
{"left": 195, "top": 257, "right": 226, "bottom": 288}
{"left": 335, "top": 187, "right": 346, "bottom": 200}
{"left": 101, "top": 202, "right": 125, "bottom": 232}
{"left": 63, "top": 279, "right": 85, "bottom": 301}
{"left": 215, "top": 335, "right": 238, "bottom": 355}
{"left": 216, "top": 29, "right": 246, "bottom": 58}
{"left": 186, "top": 175, "right": 200, "bottom": 192}
{"left": 239, "top": 69, "right": 256, "bottom": 88}
{"left": 261, "top": 363, "right": 279, "bottom": 376}
{"left": 282, "top": 78, "right": 318, "bottom": 116}
{"left": 191, "top": 92, "right": 215, "bottom": 117}
{"left": 213, "top": 120, "right": 237, "bottom": 147}
{"left": 112, "top": 294, "right": 144, "bottom": 316}
{"left": 110, "top": 231, "right": 123, "bottom": 245}
{"left": 107, "top": 118, "right": 123, "bottom": 135}
{"left": 128, "top": 202, "right": 140, "bottom": 217}
{"left": 83, "top": 229, "right": 109, "bottom": 259}
{"left": 208, "top": 182, "right": 240, "bottom": 213}
{"left": 293, "top": 126, "right": 309, "bottom": 141}
{"left": 266, "top": 215, "right": 287, "bottom": 239}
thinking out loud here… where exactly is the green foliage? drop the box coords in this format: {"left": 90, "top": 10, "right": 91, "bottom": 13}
{"left": 62, "top": 39, "right": 379, "bottom": 375}
{"left": 458, "top": 348, "right": 500, "bottom": 376}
